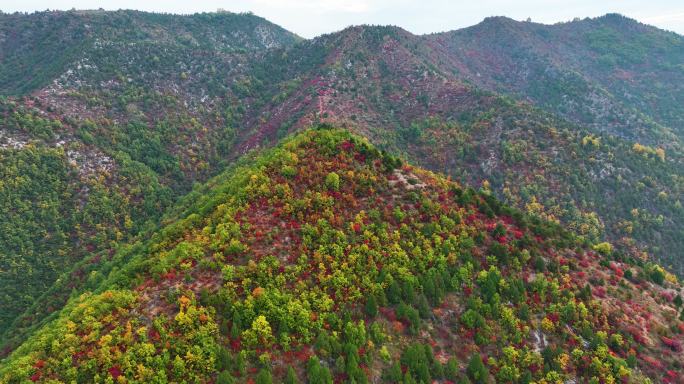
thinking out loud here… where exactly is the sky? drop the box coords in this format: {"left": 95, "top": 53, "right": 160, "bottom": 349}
{"left": 2, "top": 0, "right": 684, "bottom": 38}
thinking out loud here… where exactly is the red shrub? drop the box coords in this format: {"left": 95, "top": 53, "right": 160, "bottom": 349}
{"left": 611, "top": 265, "right": 624, "bottom": 279}
{"left": 593, "top": 287, "right": 606, "bottom": 298}
{"left": 339, "top": 140, "right": 355, "bottom": 152}
{"left": 641, "top": 355, "right": 664, "bottom": 369}
{"left": 108, "top": 366, "right": 122, "bottom": 380}
{"left": 163, "top": 270, "right": 177, "bottom": 280}
{"left": 352, "top": 223, "right": 361, "bottom": 233}
{"left": 661, "top": 336, "right": 682, "bottom": 352}
{"left": 148, "top": 328, "right": 160, "bottom": 341}
{"left": 230, "top": 337, "right": 241, "bottom": 351}
{"left": 392, "top": 321, "right": 406, "bottom": 333}
{"left": 528, "top": 363, "right": 541, "bottom": 373}
{"left": 661, "top": 291, "right": 675, "bottom": 302}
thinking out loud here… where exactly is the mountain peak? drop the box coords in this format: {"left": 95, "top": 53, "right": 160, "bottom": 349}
{"left": 1, "top": 8, "right": 684, "bottom": 384}
{"left": 2, "top": 127, "right": 683, "bottom": 383}
{"left": 595, "top": 12, "right": 637, "bottom": 23}
{"left": 480, "top": 15, "right": 517, "bottom": 24}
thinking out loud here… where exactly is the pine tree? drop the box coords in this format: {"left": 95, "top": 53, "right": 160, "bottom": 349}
{"left": 236, "top": 351, "right": 247, "bottom": 376}
{"left": 401, "top": 344, "right": 431, "bottom": 383}
{"left": 365, "top": 294, "right": 378, "bottom": 318}
{"left": 284, "top": 366, "right": 299, "bottom": 384}
{"left": 216, "top": 348, "right": 233, "bottom": 371}
{"left": 217, "top": 370, "right": 235, "bottom": 384}
{"left": 307, "top": 356, "right": 332, "bottom": 384}
{"left": 445, "top": 357, "right": 459, "bottom": 381}
{"left": 520, "top": 370, "right": 532, "bottom": 384}
{"left": 467, "top": 353, "right": 489, "bottom": 384}
{"left": 256, "top": 369, "right": 272, "bottom": 384}
{"left": 384, "top": 361, "right": 403, "bottom": 382}
{"left": 314, "top": 332, "right": 331, "bottom": 356}
{"left": 416, "top": 294, "right": 431, "bottom": 319}
{"left": 387, "top": 280, "right": 401, "bottom": 304}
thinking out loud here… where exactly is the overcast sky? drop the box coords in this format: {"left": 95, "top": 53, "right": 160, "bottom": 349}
{"left": 3, "top": 0, "right": 684, "bottom": 38}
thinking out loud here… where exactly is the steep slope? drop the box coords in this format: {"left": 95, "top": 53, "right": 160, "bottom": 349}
{"left": 0, "top": 9, "right": 299, "bottom": 95}
{"left": 0, "top": 9, "right": 299, "bottom": 347}
{"left": 428, "top": 14, "right": 684, "bottom": 147}
{"left": 1, "top": 128, "right": 683, "bottom": 383}
{"left": 236, "top": 25, "right": 684, "bottom": 275}
{"left": 1, "top": 10, "right": 683, "bottom": 357}
{"left": 0, "top": 98, "right": 173, "bottom": 338}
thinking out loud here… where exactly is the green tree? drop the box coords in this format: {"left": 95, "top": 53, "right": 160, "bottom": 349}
{"left": 387, "top": 280, "right": 402, "bottom": 304}
{"left": 284, "top": 366, "right": 299, "bottom": 384}
{"left": 384, "top": 362, "right": 403, "bottom": 382}
{"left": 396, "top": 303, "right": 421, "bottom": 335}
{"left": 314, "top": 332, "right": 331, "bottom": 356}
{"left": 445, "top": 357, "right": 459, "bottom": 381}
{"left": 256, "top": 368, "right": 272, "bottom": 384}
{"left": 216, "top": 348, "right": 233, "bottom": 371}
{"left": 365, "top": 294, "right": 378, "bottom": 318}
{"left": 236, "top": 351, "right": 247, "bottom": 376}
{"left": 592, "top": 242, "right": 613, "bottom": 255}
{"left": 242, "top": 315, "right": 274, "bottom": 347}
{"left": 325, "top": 172, "right": 340, "bottom": 191}
{"left": 467, "top": 353, "right": 489, "bottom": 384}
{"left": 307, "top": 356, "right": 332, "bottom": 384}
{"left": 401, "top": 344, "right": 431, "bottom": 383}
{"left": 217, "top": 370, "right": 235, "bottom": 384}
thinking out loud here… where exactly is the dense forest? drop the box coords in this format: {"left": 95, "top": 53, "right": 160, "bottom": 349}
{"left": 1, "top": 128, "right": 682, "bottom": 383}
{"left": 0, "top": 9, "right": 682, "bottom": 382}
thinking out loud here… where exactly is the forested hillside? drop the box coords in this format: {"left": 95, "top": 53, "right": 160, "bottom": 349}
{"left": 0, "top": 9, "right": 301, "bottom": 352}
{"left": 236, "top": 23, "right": 683, "bottom": 275}
{"left": 0, "top": 10, "right": 682, "bottom": 366}
{"left": 0, "top": 10, "right": 299, "bottom": 95}
{"left": 1, "top": 128, "right": 682, "bottom": 383}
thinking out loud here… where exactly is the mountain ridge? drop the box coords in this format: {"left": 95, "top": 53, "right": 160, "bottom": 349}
{"left": 0, "top": 9, "right": 301, "bottom": 95}
{"left": 0, "top": 10, "right": 682, "bottom": 368}
{"left": 1, "top": 127, "right": 682, "bottom": 383}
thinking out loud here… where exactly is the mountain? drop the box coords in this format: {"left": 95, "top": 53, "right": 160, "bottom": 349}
{"left": 235, "top": 22, "right": 683, "bottom": 273}
{"left": 1, "top": 128, "right": 682, "bottom": 383}
{"left": 428, "top": 14, "right": 684, "bottom": 147}
{"left": 0, "top": 9, "right": 300, "bottom": 348}
{"left": 0, "top": 9, "right": 682, "bottom": 363}
{"left": 0, "top": 9, "right": 300, "bottom": 95}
